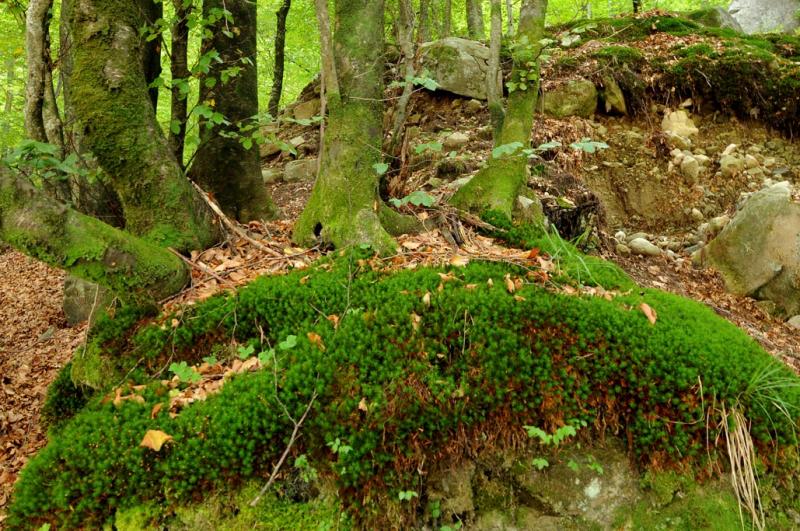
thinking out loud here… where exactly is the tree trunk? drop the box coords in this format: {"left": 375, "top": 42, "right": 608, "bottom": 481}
{"left": 450, "top": 0, "right": 548, "bottom": 218}
{"left": 418, "top": 0, "right": 431, "bottom": 42}
{"left": 294, "top": 0, "right": 398, "bottom": 253}
{"left": 487, "top": 0, "right": 504, "bottom": 136}
{"left": 268, "top": 0, "right": 292, "bottom": 119}
{"left": 443, "top": 0, "right": 452, "bottom": 36}
{"left": 633, "top": 0, "right": 641, "bottom": 13}
{"left": 0, "top": 167, "right": 189, "bottom": 306}
{"left": 169, "top": 0, "right": 190, "bottom": 167}
{"left": 466, "top": 0, "right": 485, "bottom": 40}
{"left": 64, "top": 0, "right": 218, "bottom": 252}
{"left": 389, "top": 0, "right": 416, "bottom": 156}
{"left": 3, "top": 55, "right": 15, "bottom": 155}
{"left": 188, "top": 0, "right": 277, "bottom": 223}
{"left": 142, "top": 0, "right": 162, "bottom": 112}
{"left": 24, "top": 0, "right": 50, "bottom": 143}
{"left": 506, "top": 0, "right": 514, "bottom": 35}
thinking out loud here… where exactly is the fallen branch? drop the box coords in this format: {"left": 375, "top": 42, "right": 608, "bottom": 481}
{"left": 167, "top": 247, "right": 234, "bottom": 288}
{"left": 191, "top": 181, "right": 284, "bottom": 258}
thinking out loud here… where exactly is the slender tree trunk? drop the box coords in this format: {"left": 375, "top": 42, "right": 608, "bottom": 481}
{"left": 295, "top": 0, "right": 400, "bottom": 253}
{"left": 466, "top": 0, "right": 486, "bottom": 40}
{"left": 65, "top": 0, "right": 219, "bottom": 252}
{"left": 268, "top": 0, "right": 292, "bottom": 118}
{"left": 24, "top": 0, "right": 50, "bottom": 143}
{"left": 188, "top": 0, "right": 277, "bottom": 222}
{"left": 443, "top": 0, "right": 452, "bottom": 36}
{"left": 450, "top": 0, "right": 548, "bottom": 218}
{"left": 3, "top": 55, "right": 15, "bottom": 154}
{"left": 487, "top": 0, "right": 504, "bottom": 136}
{"left": 169, "top": 0, "right": 190, "bottom": 167}
{"left": 0, "top": 167, "right": 189, "bottom": 306}
{"left": 633, "top": 0, "right": 641, "bottom": 13}
{"left": 389, "top": 0, "right": 416, "bottom": 156}
{"left": 142, "top": 0, "right": 163, "bottom": 112}
{"left": 506, "top": 0, "right": 514, "bottom": 35}
{"left": 418, "top": 0, "right": 431, "bottom": 42}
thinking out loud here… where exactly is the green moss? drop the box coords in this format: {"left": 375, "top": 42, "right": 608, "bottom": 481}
{"left": 9, "top": 250, "right": 800, "bottom": 528}
{"left": 619, "top": 473, "right": 742, "bottom": 530}
{"left": 591, "top": 45, "right": 644, "bottom": 65}
{"left": 40, "top": 362, "right": 93, "bottom": 431}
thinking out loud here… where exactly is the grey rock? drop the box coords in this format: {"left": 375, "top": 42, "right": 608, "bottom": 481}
{"left": 681, "top": 156, "right": 702, "bottom": 183}
{"left": 787, "top": 316, "right": 800, "bottom": 330}
{"left": 616, "top": 243, "right": 631, "bottom": 256}
{"left": 261, "top": 168, "right": 281, "bottom": 184}
{"left": 63, "top": 276, "right": 114, "bottom": 326}
{"left": 465, "top": 99, "right": 484, "bottom": 114}
{"left": 629, "top": 238, "right": 662, "bottom": 257}
{"left": 614, "top": 230, "right": 627, "bottom": 242}
{"left": 720, "top": 154, "right": 745, "bottom": 178}
{"left": 419, "top": 38, "right": 502, "bottom": 100}
{"left": 427, "top": 462, "right": 475, "bottom": 515}
{"left": 691, "top": 208, "right": 704, "bottom": 221}
{"left": 728, "top": 0, "right": 800, "bottom": 34}
{"left": 702, "top": 182, "right": 800, "bottom": 315}
{"left": 689, "top": 7, "right": 745, "bottom": 31}
{"left": 283, "top": 159, "right": 318, "bottom": 182}
{"left": 541, "top": 78, "right": 598, "bottom": 118}
{"left": 443, "top": 131, "right": 470, "bottom": 150}
{"left": 626, "top": 231, "right": 649, "bottom": 243}
{"left": 662, "top": 110, "right": 699, "bottom": 139}
{"left": 292, "top": 98, "right": 321, "bottom": 121}
{"left": 601, "top": 75, "right": 627, "bottom": 115}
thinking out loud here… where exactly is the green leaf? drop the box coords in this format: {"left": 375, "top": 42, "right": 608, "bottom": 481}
{"left": 170, "top": 120, "right": 182, "bottom": 135}
{"left": 202, "top": 356, "right": 218, "bottom": 365}
{"left": 532, "top": 457, "right": 549, "bottom": 470}
{"left": 373, "top": 162, "right": 389, "bottom": 176}
{"left": 414, "top": 142, "right": 443, "bottom": 155}
{"left": 257, "top": 349, "right": 274, "bottom": 365}
{"left": 569, "top": 138, "right": 610, "bottom": 154}
{"left": 237, "top": 344, "right": 255, "bottom": 360}
{"left": 405, "top": 190, "right": 435, "bottom": 207}
{"left": 398, "top": 490, "right": 418, "bottom": 501}
{"left": 279, "top": 335, "right": 298, "bottom": 350}
{"left": 492, "top": 142, "right": 523, "bottom": 159}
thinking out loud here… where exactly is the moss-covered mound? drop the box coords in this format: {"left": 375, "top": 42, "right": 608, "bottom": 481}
{"left": 548, "top": 12, "right": 800, "bottom": 134}
{"left": 8, "top": 244, "right": 800, "bottom": 529}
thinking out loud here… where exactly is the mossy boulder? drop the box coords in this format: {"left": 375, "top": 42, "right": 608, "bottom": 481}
{"left": 728, "top": 0, "right": 800, "bottom": 34}
{"left": 419, "top": 38, "right": 502, "bottom": 100}
{"left": 688, "top": 7, "right": 745, "bottom": 32}
{"left": 703, "top": 182, "right": 800, "bottom": 315}
{"left": 541, "top": 79, "right": 598, "bottom": 118}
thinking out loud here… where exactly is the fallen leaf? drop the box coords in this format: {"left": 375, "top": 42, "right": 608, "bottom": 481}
{"left": 402, "top": 240, "right": 422, "bottom": 250}
{"left": 150, "top": 403, "right": 163, "bottom": 419}
{"left": 640, "top": 303, "right": 658, "bottom": 325}
{"left": 140, "top": 430, "right": 173, "bottom": 451}
{"left": 327, "top": 314, "right": 340, "bottom": 329}
{"left": 449, "top": 255, "right": 469, "bottom": 267}
{"left": 527, "top": 248, "right": 541, "bottom": 260}
{"left": 465, "top": 284, "right": 478, "bottom": 290}
{"left": 358, "top": 397, "right": 369, "bottom": 412}
{"left": 422, "top": 292, "right": 431, "bottom": 307}
{"left": 504, "top": 274, "right": 516, "bottom": 294}
{"left": 308, "top": 332, "right": 326, "bottom": 351}
{"left": 410, "top": 312, "right": 422, "bottom": 330}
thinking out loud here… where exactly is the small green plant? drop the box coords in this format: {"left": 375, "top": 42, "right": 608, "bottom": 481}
{"left": 531, "top": 457, "right": 550, "bottom": 470}
{"left": 237, "top": 344, "right": 255, "bottom": 360}
{"left": 169, "top": 361, "right": 202, "bottom": 384}
{"left": 389, "top": 190, "right": 435, "bottom": 208}
{"left": 414, "top": 141, "right": 443, "bottom": 155}
{"left": 294, "top": 454, "right": 319, "bottom": 483}
{"left": 398, "top": 490, "right": 418, "bottom": 501}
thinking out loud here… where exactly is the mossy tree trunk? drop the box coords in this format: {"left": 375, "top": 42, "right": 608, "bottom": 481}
{"left": 64, "top": 0, "right": 218, "bottom": 252}
{"left": 294, "top": 0, "right": 399, "bottom": 253}
{"left": 187, "top": 0, "right": 277, "bottom": 223}
{"left": 0, "top": 167, "right": 189, "bottom": 307}
{"left": 449, "top": 0, "right": 548, "bottom": 219}
{"left": 267, "top": 0, "right": 292, "bottom": 119}
{"left": 466, "top": 0, "right": 485, "bottom": 40}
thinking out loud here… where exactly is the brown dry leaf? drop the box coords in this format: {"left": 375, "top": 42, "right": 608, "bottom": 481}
{"left": 402, "top": 240, "right": 422, "bottom": 250}
{"left": 527, "top": 248, "right": 541, "bottom": 260}
{"left": 327, "top": 314, "right": 340, "bottom": 329}
{"left": 410, "top": 312, "right": 422, "bottom": 330}
{"left": 640, "top": 303, "right": 658, "bottom": 325}
{"left": 449, "top": 255, "right": 469, "bottom": 267}
{"left": 150, "top": 403, "right": 163, "bottom": 419}
{"left": 140, "top": 430, "right": 173, "bottom": 452}
{"left": 514, "top": 295, "right": 526, "bottom": 302}
{"left": 504, "top": 274, "right": 516, "bottom": 294}
{"left": 465, "top": 284, "right": 477, "bottom": 290}
{"left": 358, "top": 397, "right": 369, "bottom": 412}
{"left": 438, "top": 272, "right": 456, "bottom": 282}
{"left": 308, "top": 332, "right": 326, "bottom": 351}
{"left": 422, "top": 292, "right": 431, "bottom": 307}
{"left": 300, "top": 275, "right": 311, "bottom": 285}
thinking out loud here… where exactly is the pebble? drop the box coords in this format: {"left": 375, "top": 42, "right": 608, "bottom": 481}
{"left": 614, "top": 230, "right": 626, "bottom": 242}
{"left": 787, "top": 316, "right": 800, "bottom": 330}
{"left": 626, "top": 232, "right": 649, "bottom": 243}
{"left": 629, "top": 238, "right": 662, "bottom": 257}
{"left": 616, "top": 243, "right": 631, "bottom": 256}
{"left": 690, "top": 208, "right": 704, "bottom": 222}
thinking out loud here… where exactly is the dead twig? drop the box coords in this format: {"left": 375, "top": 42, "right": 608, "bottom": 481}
{"left": 168, "top": 247, "right": 234, "bottom": 288}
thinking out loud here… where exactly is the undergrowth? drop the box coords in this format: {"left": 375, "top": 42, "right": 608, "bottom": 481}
{"left": 9, "top": 243, "right": 800, "bottom": 529}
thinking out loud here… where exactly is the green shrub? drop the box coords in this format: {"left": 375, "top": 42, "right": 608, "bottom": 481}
{"left": 8, "top": 250, "right": 800, "bottom": 529}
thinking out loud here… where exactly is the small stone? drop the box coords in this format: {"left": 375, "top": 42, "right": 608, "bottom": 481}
{"left": 626, "top": 232, "right": 649, "bottom": 243}
{"left": 720, "top": 154, "right": 744, "bottom": 178}
{"left": 691, "top": 208, "right": 704, "bottom": 221}
{"left": 662, "top": 110, "right": 699, "bottom": 138}
{"left": 722, "top": 143, "right": 738, "bottom": 156}
{"left": 614, "top": 230, "right": 627, "bottom": 242}
{"left": 261, "top": 168, "right": 281, "bottom": 184}
{"left": 464, "top": 99, "right": 483, "bottom": 114}
{"left": 666, "top": 250, "right": 678, "bottom": 260}
{"left": 283, "top": 158, "right": 318, "bottom": 182}
{"left": 443, "top": 132, "right": 470, "bottom": 150}
{"left": 629, "top": 238, "right": 662, "bottom": 257}
{"left": 709, "top": 215, "right": 731, "bottom": 234}
{"left": 289, "top": 135, "right": 306, "bottom": 148}
{"left": 616, "top": 243, "right": 631, "bottom": 256}
{"left": 745, "top": 154, "right": 760, "bottom": 169}
{"left": 680, "top": 156, "right": 701, "bottom": 183}
{"left": 787, "top": 316, "right": 800, "bottom": 330}
{"left": 292, "top": 98, "right": 321, "bottom": 121}
{"left": 517, "top": 196, "right": 536, "bottom": 210}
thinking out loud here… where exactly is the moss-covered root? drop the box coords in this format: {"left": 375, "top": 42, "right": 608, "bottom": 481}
{"left": 65, "top": 0, "right": 219, "bottom": 252}
{"left": 0, "top": 167, "right": 189, "bottom": 306}
{"left": 449, "top": 155, "right": 529, "bottom": 218}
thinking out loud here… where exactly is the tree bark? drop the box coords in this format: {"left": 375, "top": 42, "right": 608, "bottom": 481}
{"left": 64, "top": 0, "right": 218, "bottom": 252}
{"left": 294, "top": 0, "right": 398, "bottom": 253}
{"left": 0, "top": 167, "right": 189, "bottom": 306}
{"left": 506, "top": 0, "right": 514, "bottom": 35}
{"left": 389, "top": 0, "right": 416, "bottom": 156}
{"left": 24, "top": 0, "right": 50, "bottom": 143}
{"left": 466, "top": 0, "right": 485, "bottom": 40}
{"left": 418, "top": 0, "right": 431, "bottom": 42}
{"left": 268, "top": 0, "right": 292, "bottom": 118}
{"left": 443, "top": 0, "right": 452, "bottom": 36}
{"left": 3, "top": 55, "right": 15, "bottom": 154}
{"left": 633, "top": 0, "right": 641, "bottom": 13}
{"left": 487, "top": 0, "right": 504, "bottom": 136}
{"left": 450, "top": 0, "right": 548, "bottom": 218}
{"left": 188, "top": 0, "right": 277, "bottom": 223}
{"left": 169, "top": 0, "right": 190, "bottom": 167}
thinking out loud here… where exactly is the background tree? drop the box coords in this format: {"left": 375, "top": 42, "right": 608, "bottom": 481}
{"left": 466, "top": 0, "right": 486, "bottom": 39}
{"left": 188, "top": 0, "right": 278, "bottom": 222}
{"left": 450, "top": 0, "right": 549, "bottom": 218}
{"left": 268, "top": 0, "right": 292, "bottom": 118}
{"left": 168, "top": 0, "right": 191, "bottom": 167}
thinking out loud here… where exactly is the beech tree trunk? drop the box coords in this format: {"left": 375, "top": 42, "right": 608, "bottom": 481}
{"left": 188, "top": 0, "right": 277, "bottom": 223}
{"left": 443, "top": 0, "right": 452, "bottom": 36}
{"left": 169, "top": 0, "right": 190, "bottom": 166}
{"left": 487, "top": 0, "right": 504, "bottom": 136}
{"left": 506, "top": 0, "right": 514, "bottom": 34}
{"left": 450, "top": 0, "right": 548, "bottom": 218}
{"left": 466, "top": 0, "right": 485, "bottom": 40}
{"left": 295, "top": 0, "right": 415, "bottom": 253}
{"left": 64, "top": 0, "right": 218, "bottom": 252}
{"left": 268, "top": 0, "right": 292, "bottom": 118}
{"left": 418, "top": 0, "right": 431, "bottom": 42}
{"left": 633, "top": 0, "right": 641, "bottom": 13}
{"left": 0, "top": 167, "right": 189, "bottom": 306}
